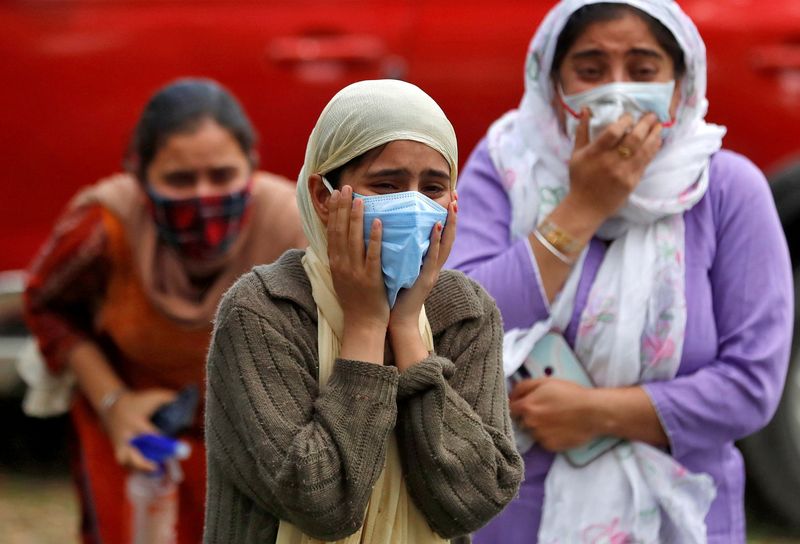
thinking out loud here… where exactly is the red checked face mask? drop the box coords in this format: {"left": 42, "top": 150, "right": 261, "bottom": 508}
{"left": 146, "top": 182, "right": 252, "bottom": 261}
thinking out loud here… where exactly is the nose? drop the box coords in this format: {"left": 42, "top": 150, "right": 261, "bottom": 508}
{"left": 194, "top": 176, "right": 219, "bottom": 198}
{"left": 611, "top": 66, "right": 629, "bottom": 83}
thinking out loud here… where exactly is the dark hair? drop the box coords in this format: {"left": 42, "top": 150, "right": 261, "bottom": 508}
{"left": 550, "top": 3, "right": 686, "bottom": 80}
{"left": 322, "top": 144, "right": 387, "bottom": 189}
{"left": 126, "top": 78, "right": 257, "bottom": 179}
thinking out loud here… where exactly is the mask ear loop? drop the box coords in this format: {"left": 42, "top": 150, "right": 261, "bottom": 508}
{"left": 557, "top": 84, "right": 583, "bottom": 120}
{"left": 660, "top": 78, "right": 681, "bottom": 129}
{"left": 320, "top": 176, "right": 335, "bottom": 194}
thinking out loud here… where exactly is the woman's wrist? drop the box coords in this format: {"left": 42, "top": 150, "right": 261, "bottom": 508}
{"left": 98, "top": 386, "right": 129, "bottom": 419}
{"left": 340, "top": 321, "right": 387, "bottom": 365}
{"left": 549, "top": 193, "right": 608, "bottom": 243}
{"left": 585, "top": 386, "right": 668, "bottom": 445}
{"left": 534, "top": 219, "right": 581, "bottom": 264}
{"left": 584, "top": 388, "right": 617, "bottom": 438}
{"left": 388, "top": 323, "right": 429, "bottom": 371}
{"left": 67, "top": 341, "right": 130, "bottom": 419}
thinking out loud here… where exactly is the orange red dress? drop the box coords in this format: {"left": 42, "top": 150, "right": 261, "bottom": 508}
{"left": 28, "top": 206, "right": 209, "bottom": 544}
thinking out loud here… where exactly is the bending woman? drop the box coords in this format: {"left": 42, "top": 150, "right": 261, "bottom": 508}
{"left": 204, "top": 79, "right": 523, "bottom": 544}
{"left": 24, "top": 78, "right": 306, "bottom": 544}
{"left": 447, "top": 1, "right": 792, "bottom": 543}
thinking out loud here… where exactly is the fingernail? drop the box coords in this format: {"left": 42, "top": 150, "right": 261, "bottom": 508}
{"left": 454, "top": 202, "right": 459, "bottom": 213}
{"left": 437, "top": 222, "right": 443, "bottom": 232}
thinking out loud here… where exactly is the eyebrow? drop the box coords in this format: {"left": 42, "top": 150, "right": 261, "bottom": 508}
{"left": 422, "top": 168, "right": 451, "bottom": 180}
{"left": 570, "top": 47, "right": 665, "bottom": 61}
{"left": 627, "top": 47, "right": 665, "bottom": 60}
{"left": 366, "top": 168, "right": 450, "bottom": 180}
{"left": 164, "top": 170, "right": 197, "bottom": 178}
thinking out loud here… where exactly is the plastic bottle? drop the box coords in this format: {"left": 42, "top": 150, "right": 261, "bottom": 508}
{"left": 126, "top": 434, "right": 191, "bottom": 544}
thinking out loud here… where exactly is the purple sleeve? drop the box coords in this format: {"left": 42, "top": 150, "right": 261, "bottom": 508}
{"left": 644, "top": 152, "right": 793, "bottom": 458}
{"left": 446, "top": 138, "right": 550, "bottom": 331}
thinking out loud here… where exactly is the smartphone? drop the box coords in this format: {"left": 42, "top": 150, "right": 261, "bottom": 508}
{"left": 151, "top": 385, "right": 199, "bottom": 437}
{"left": 519, "top": 332, "right": 621, "bottom": 467}
{"left": 509, "top": 365, "right": 536, "bottom": 453}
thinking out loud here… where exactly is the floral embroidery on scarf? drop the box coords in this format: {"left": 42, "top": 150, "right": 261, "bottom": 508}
{"left": 539, "top": 186, "right": 567, "bottom": 210}
{"left": 576, "top": 295, "right": 616, "bottom": 349}
{"left": 580, "top": 517, "right": 637, "bottom": 544}
{"left": 527, "top": 49, "right": 542, "bottom": 80}
{"left": 641, "top": 218, "right": 684, "bottom": 380}
{"left": 502, "top": 168, "right": 516, "bottom": 191}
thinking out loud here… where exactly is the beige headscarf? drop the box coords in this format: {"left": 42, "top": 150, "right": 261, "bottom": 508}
{"left": 280, "top": 80, "right": 457, "bottom": 543}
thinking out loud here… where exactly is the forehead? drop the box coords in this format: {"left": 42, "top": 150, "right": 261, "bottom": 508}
{"left": 154, "top": 120, "right": 246, "bottom": 166}
{"left": 566, "top": 11, "right": 666, "bottom": 57}
{"left": 359, "top": 140, "right": 449, "bottom": 172}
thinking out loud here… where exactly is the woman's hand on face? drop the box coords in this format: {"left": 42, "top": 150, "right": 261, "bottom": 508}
{"left": 509, "top": 378, "right": 599, "bottom": 452}
{"left": 102, "top": 388, "right": 177, "bottom": 472}
{"left": 566, "top": 108, "right": 663, "bottom": 225}
{"left": 389, "top": 198, "right": 458, "bottom": 332}
{"left": 327, "top": 185, "right": 390, "bottom": 331}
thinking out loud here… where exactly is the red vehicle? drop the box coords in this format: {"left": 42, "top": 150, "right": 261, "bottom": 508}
{"left": 2, "top": 0, "right": 799, "bottom": 527}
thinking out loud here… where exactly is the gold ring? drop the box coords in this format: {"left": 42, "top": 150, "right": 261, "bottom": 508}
{"left": 617, "top": 145, "right": 633, "bottom": 159}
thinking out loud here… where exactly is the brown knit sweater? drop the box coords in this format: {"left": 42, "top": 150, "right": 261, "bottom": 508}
{"left": 204, "top": 250, "right": 523, "bottom": 543}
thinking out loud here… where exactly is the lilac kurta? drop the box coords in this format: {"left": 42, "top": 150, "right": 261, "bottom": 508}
{"left": 446, "top": 138, "right": 793, "bottom": 543}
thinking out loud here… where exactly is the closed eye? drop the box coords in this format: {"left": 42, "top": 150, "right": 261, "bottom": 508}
{"left": 163, "top": 171, "right": 197, "bottom": 187}
{"left": 569, "top": 50, "right": 608, "bottom": 83}
{"left": 209, "top": 166, "right": 239, "bottom": 184}
{"left": 422, "top": 184, "right": 446, "bottom": 197}
{"left": 631, "top": 67, "right": 658, "bottom": 81}
{"left": 370, "top": 181, "right": 401, "bottom": 193}
{"left": 576, "top": 66, "right": 604, "bottom": 81}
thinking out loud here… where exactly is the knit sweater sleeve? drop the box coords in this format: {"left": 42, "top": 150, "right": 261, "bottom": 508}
{"left": 394, "top": 273, "right": 524, "bottom": 538}
{"left": 205, "top": 272, "right": 400, "bottom": 541}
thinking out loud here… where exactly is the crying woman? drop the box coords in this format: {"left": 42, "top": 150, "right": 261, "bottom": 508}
{"left": 203, "top": 79, "right": 523, "bottom": 544}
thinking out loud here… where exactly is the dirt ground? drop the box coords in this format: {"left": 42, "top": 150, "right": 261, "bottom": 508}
{"left": 1, "top": 398, "right": 799, "bottom": 544}
{"left": 0, "top": 471, "right": 79, "bottom": 544}
{"left": 3, "top": 469, "right": 800, "bottom": 544}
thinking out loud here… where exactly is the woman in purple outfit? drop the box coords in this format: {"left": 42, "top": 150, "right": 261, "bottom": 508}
{"left": 447, "top": 1, "right": 792, "bottom": 542}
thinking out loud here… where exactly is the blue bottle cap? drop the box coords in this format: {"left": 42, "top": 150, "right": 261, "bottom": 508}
{"left": 130, "top": 434, "right": 191, "bottom": 464}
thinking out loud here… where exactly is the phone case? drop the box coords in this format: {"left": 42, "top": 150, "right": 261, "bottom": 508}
{"left": 151, "top": 385, "right": 200, "bottom": 437}
{"left": 523, "top": 332, "right": 621, "bottom": 467}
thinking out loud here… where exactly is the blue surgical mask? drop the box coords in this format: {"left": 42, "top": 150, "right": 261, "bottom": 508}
{"left": 322, "top": 177, "right": 448, "bottom": 306}
{"left": 561, "top": 80, "right": 676, "bottom": 142}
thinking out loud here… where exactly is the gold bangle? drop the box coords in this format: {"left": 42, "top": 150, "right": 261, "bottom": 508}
{"left": 533, "top": 228, "right": 574, "bottom": 265}
{"left": 537, "top": 219, "right": 581, "bottom": 257}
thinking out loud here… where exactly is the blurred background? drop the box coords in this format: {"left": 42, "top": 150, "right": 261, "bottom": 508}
{"left": 1, "top": 0, "right": 799, "bottom": 541}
